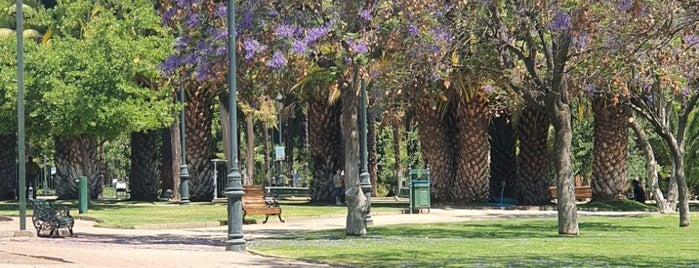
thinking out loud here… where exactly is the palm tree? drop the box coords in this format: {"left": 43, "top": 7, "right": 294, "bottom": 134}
{"left": 454, "top": 94, "right": 491, "bottom": 202}
{"left": 515, "top": 106, "right": 552, "bottom": 205}
{"left": 591, "top": 95, "right": 629, "bottom": 201}
{"left": 129, "top": 130, "right": 161, "bottom": 201}
{"left": 415, "top": 97, "right": 457, "bottom": 202}
{"left": 306, "top": 83, "right": 343, "bottom": 201}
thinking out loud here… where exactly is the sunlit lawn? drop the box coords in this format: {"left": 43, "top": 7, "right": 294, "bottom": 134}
{"left": 248, "top": 214, "right": 699, "bottom": 267}
{"left": 0, "top": 199, "right": 406, "bottom": 228}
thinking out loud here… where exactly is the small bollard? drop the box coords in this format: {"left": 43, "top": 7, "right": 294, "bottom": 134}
{"left": 78, "top": 176, "right": 88, "bottom": 214}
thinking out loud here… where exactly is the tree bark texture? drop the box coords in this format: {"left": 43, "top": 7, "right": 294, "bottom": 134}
{"left": 392, "top": 123, "right": 403, "bottom": 195}
{"left": 308, "top": 90, "right": 343, "bottom": 201}
{"left": 246, "top": 114, "right": 255, "bottom": 185}
{"left": 342, "top": 67, "right": 368, "bottom": 236}
{"left": 415, "top": 99, "right": 458, "bottom": 203}
{"left": 129, "top": 130, "right": 162, "bottom": 201}
{"left": 54, "top": 135, "right": 102, "bottom": 199}
{"left": 591, "top": 96, "right": 629, "bottom": 201}
{"left": 488, "top": 112, "right": 516, "bottom": 201}
{"left": 546, "top": 97, "right": 579, "bottom": 235}
{"left": 454, "top": 96, "right": 491, "bottom": 202}
{"left": 630, "top": 120, "right": 672, "bottom": 212}
{"left": 516, "top": 106, "right": 552, "bottom": 205}
{"left": 368, "top": 107, "right": 378, "bottom": 197}
{"left": 184, "top": 87, "right": 214, "bottom": 202}
{"left": 0, "top": 134, "right": 17, "bottom": 200}
{"left": 160, "top": 124, "right": 180, "bottom": 200}
{"left": 262, "top": 122, "right": 271, "bottom": 186}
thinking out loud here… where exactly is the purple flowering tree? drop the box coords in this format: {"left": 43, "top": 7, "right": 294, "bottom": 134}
{"left": 487, "top": 2, "right": 581, "bottom": 235}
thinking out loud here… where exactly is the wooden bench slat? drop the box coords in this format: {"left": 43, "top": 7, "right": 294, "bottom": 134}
{"left": 242, "top": 186, "right": 284, "bottom": 224}
{"left": 549, "top": 186, "right": 592, "bottom": 200}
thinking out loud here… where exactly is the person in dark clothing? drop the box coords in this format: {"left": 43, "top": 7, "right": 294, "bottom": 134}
{"left": 26, "top": 155, "right": 41, "bottom": 199}
{"left": 631, "top": 180, "right": 646, "bottom": 203}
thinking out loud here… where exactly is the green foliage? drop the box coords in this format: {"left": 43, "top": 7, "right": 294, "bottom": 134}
{"left": 25, "top": 0, "right": 175, "bottom": 140}
{"left": 571, "top": 108, "right": 593, "bottom": 178}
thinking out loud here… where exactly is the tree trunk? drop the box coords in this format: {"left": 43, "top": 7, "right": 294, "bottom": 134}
{"left": 392, "top": 123, "right": 403, "bottom": 195}
{"left": 342, "top": 67, "right": 368, "bottom": 236}
{"left": 0, "top": 134, "right": 17, "bottom": 200}
{"left": 54, "top": 135, "right": 103, "bottom": 199}
{"left": 454, "top": 96, "right": 491, "bottom": 202}
{"left": 161, "top": 125, "right": 180, "bottom": 200}
{"left": 673, "top": 151, "right": 691, "bottom": 227}
{"left": 630, "top": 120, "right": 672, "bottom": 212}
{"left": 488, "top": 112, "right": 516, "bottom": 202}
{"left": 129, "top": 130, "right": 161, "bottom": 201}
{"left": 308, "top": 90, "right": 343, "bottom": 201}
{"left": 547, "top": 96, "right": 579, "bottom": 235}
{"left": 591, "top": 96, "right": 629, "bottom": 201}
{"left": 368, "top": 107, "right": 378, "bottom": 197}
{"left": 185, "top": 87, "right": 214, "bottom": 202}
{"left": 516, "top": 106, "right": 552, "bottom": 205}
{"left": 246, "top": 114, "right": 255, "bottom": 185}
{"left": 262, "top": 122, "right": 271, "bottom": 186}
{"left": 415, "top": 99, "right": 458, "bottom": 203}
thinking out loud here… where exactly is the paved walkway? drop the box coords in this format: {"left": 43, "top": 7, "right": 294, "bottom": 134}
{"left": 0, "top": 208, "right": 647, "bottom": 268}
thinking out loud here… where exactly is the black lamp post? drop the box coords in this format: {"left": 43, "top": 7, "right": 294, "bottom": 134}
{"left": 275, "top": 92, "right": 284, "bottom": 185}
{"left": 16, "top": 0, "right": 27, "bottom": 230}
{"left": 359, "top": 79, "right": 373, "bottom": 225}
{"left": 224, "top": 0, "right": 245, "bottom": 252}
{"left": 179, "top": 83, "right": 190, "bottom": 205}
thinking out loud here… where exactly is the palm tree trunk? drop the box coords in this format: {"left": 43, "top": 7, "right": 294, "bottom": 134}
{"left": 129, "top": 130, "right": 161, "bottom": 201}
{"left": 184, "top": 87, "right": 214, "bottom": 202}
{"left": 454, "top": 96, "right": 490, "bottom": 202}
{"left": 591, "top": 96, "right": 629, "bottom": 201}
{"left": 0, "top": 134, "right": 17, "bottom": 200}
{"left": 489, "top": 112, "right": 516, "bottom": 201}
{"left": 308, "top": 91, "right": 343, "bottom": 201}
{"left": 516, "top": 106, "right": 552, "bottom": 205}
{"left": 160, "top": 125, "right": 180, "bottom": 200}
{"left": 415, "top": 99, "right": 457, "bottom": 203}
{"left": 54, "top": 135, "right": 102, "bottom": 199}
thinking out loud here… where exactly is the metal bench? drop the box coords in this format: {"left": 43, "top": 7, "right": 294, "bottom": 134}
{"left": 29, "top": 199, "right": 75, "bottom": 237}
{"left": 242, "top": 185, "right": 284, "bottom": 224}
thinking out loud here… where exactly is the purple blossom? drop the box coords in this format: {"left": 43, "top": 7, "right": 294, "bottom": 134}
{"left": 161, "top": 8, "right": 176, "bottom": 25}
{"left": 208, "top": 28, "right": 227, "bottom": 41}
{"left": 274, "top": 25, "right": 295, "bottom": 38}
{"left": 304, "top": 26, "right": 330, "bottom": 44}
{"left": 161, "top": 55, "right": 181, "bottom": 76}
{"left": 214, "top": 5, "right": 227, "bottom": 18}
{"left": 242, "top": 39, "right": 267, "bottom": 60}
{"left": 266, "top": 50, "right": 287, "bottom": 69}
{"left": 430, "top": 72, "right": 440, "bottom": 82}
{"left": 572, "top": 32, "right": 589, "bottom": 50}
{"left": 430, "top": 27, "right": 452, "bottom": 43}
{"left": 358, "top": 9, "right": 373, "bottom": 21}
{"left": 175, "top": 0, "right": 191, "bottom": 8}
{"left": 185, "top": 13, "right": 200, "bottom": 29}
{"left": 407, "top": 24, "right": 418, "bottom": 36}
{"left": 292, "top": 39, "right": 308, "bottom": 54}
{"left": 684, "top": 34, "right": 699, "bottom": 47}
{"left": 617, "top": 0, "right": 633, "bottom": 12}
{"left": 195, "top": 41, "right": 213, "bottom": 54}
{"left": 174, "top": 36, "right": 190, "bottom": 51}
{"left": 550, "top": 11, "right": 572, "bottom": 31}
{"left": 583, "top": 84, "right": 596, "bottom": 96}
{"left": 484, "top": 84, "right": 495, "bottom": 93}
{"left": 346, "top": 39, "right": 369, "bottom": 54}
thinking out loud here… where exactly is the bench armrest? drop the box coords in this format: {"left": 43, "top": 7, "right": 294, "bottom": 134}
{"left": 264, "top": 197, "right": 279, "bottom": 207}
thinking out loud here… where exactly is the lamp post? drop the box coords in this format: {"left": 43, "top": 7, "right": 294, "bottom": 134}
{"left": 16, "top": 0, "right": 27, "bottom": 230}
{"left": 275, "top": 92, "right": 284, "bottom": 185}
{"left": 359, "top": 79, "right": 373, "bottom": 225}
{"left": 179, "top": 83, "right": 190, "bottom": 205}
{"left": 224, "top": 0, "right": 246, "bottom": 252}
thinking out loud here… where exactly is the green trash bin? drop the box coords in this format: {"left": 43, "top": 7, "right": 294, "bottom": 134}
{"left": 408, "top": 169, "right": 430, "bottom": 213}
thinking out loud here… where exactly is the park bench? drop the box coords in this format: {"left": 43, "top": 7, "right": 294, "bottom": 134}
{"left": 243, "top": 185, "right": 284, "bottom": 224}
{"left": 548, "top": 186, "right": 592, "bottom": 201}
{"left": 29, "top": 199, "right": 75, "bottom": 238}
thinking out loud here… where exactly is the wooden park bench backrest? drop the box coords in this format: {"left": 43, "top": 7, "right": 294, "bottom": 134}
{"left": 241, "top": 185, "right": 284, "bottom": 224}
{"left": 548, "top": 186, "right": 592, "bottom": 200}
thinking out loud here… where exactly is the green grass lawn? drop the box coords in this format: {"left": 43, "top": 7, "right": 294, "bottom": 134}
{"left": 0, "top": 199, "right": 407, "bottom": 228}
{"left": 248, "top": 214, "right": 699, "bottom": 267}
